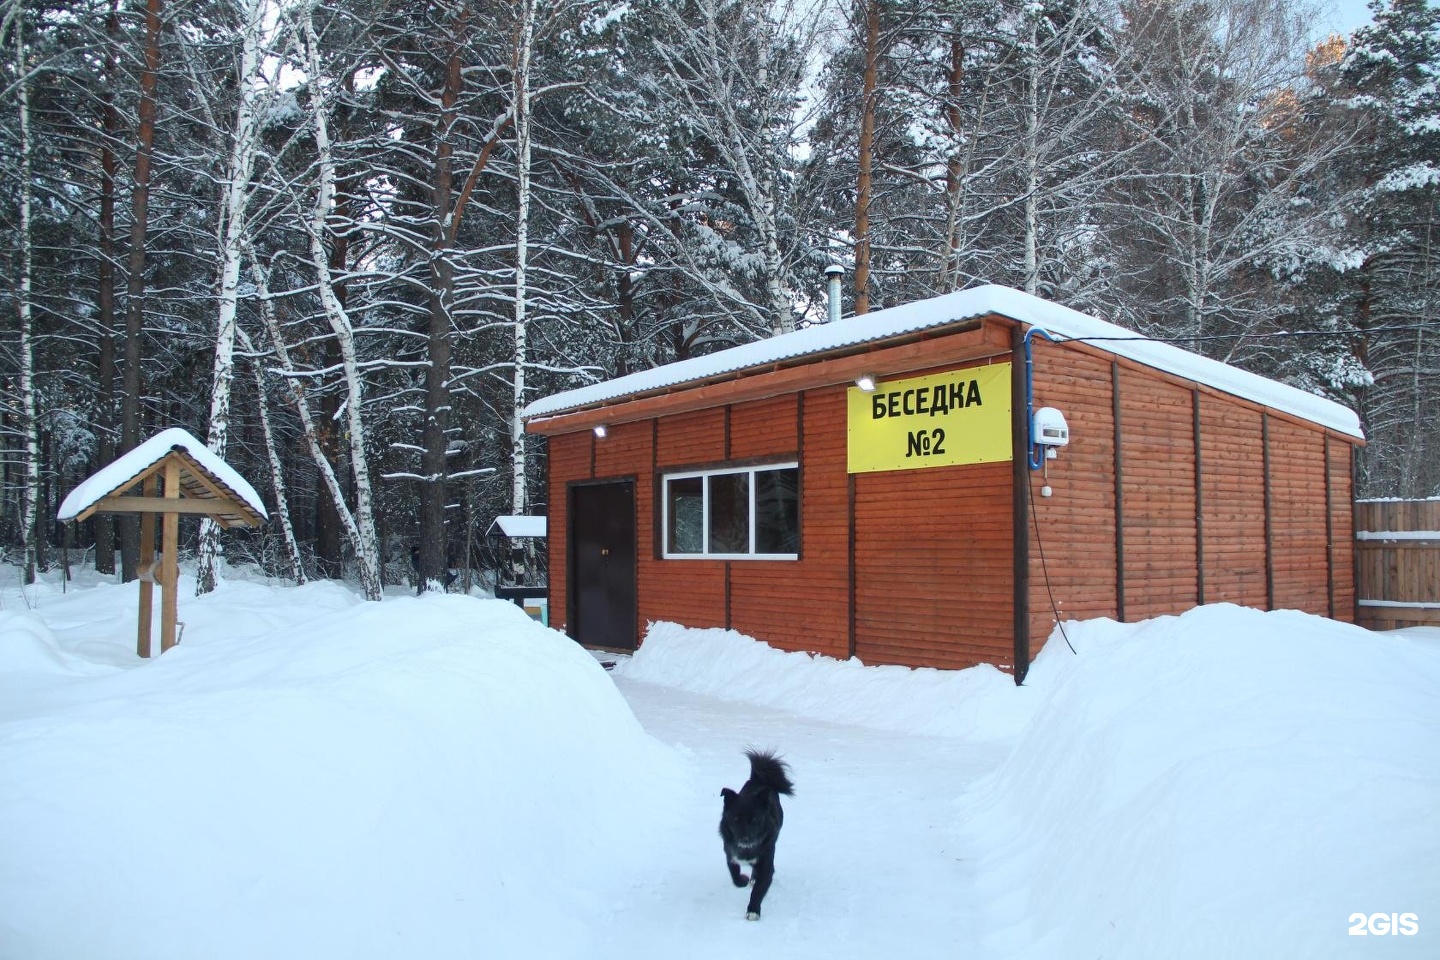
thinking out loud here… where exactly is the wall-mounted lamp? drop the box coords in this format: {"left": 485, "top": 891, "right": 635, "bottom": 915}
{"left": 855, "top": 374, "right": 877, "bottom": 392}
{"left": 593, "top": 424, "right": 608, "bottom": 438}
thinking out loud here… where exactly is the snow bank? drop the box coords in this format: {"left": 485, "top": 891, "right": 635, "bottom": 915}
{"left": 7, "top": 567, "right": 1436, "bottom": 959}
{"left": 0, "top": 611, "right": 79, "bottom": 675}
{"left": 958, "top": 604, "right": 1440, "bottom": 958}
{"left": 0, "top": 582, "right": 680, "bottom": 960}
{"left": 616, "top": 621, "right": 1038, "bottom": 742}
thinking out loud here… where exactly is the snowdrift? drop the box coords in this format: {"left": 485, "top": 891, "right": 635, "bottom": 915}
{"left": 5, "top": 567, "right": 1437, "bottom": 959}
{"left": 618, "top": 620, "right": 1035, "bottom": 742}
{"left": 0, "top": 577, "right": 680, "bottom": 960}
{"left": 621, "top": 606, "right": 1440, "bottom": 958}
{"left": 958, "top": 604, "right": 1440, "bottom": 958}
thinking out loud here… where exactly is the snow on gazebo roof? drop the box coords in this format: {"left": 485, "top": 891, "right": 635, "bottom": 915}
{"left": 58, "top": 427, "right": 268, "bottom": 526}
{"left": 522, "top": 284, "right": 1364, "bottom": 440}
{"left": 486, "top": 515, "right": 548, "bottom": 539}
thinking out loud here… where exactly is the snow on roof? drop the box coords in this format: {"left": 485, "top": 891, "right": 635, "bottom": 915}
{"left": 486, "top": 515, "right": 548, "bottom": 539}
{"left": 523, "top": 284, "right": 1363, "bottom": 439}
{"left": 58, "top": 427, "right": 269, "bottom": 522}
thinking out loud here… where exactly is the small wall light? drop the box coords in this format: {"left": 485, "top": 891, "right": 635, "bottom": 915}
{"left": 593, "top": 424, "right": 608, "bottom": 438}
{"left": 855, "top": 374, "right": 877, "bottom": 392}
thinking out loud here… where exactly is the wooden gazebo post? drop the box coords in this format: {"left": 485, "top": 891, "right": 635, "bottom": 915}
{"left": 57, "top": 429, "right": 268, "bottom": 658}
{"left": 137, "top": 473, "right": 157, "bottom": 658}
{"left": 161, "top": 456, "right": 181, "bottom": 653}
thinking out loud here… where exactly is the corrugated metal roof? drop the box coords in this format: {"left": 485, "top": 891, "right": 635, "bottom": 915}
{"left": 523, "top": 285, "right": 1363, "bottom": 439}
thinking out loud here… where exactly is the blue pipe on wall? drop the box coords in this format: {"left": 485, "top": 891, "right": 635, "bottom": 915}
{"left": 1023, "top": 326, "right": 1064, "bottom": 471}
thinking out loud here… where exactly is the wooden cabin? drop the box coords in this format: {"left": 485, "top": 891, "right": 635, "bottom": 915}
{"left": 523, "top": 286, "right": 1364, "bottom": 682}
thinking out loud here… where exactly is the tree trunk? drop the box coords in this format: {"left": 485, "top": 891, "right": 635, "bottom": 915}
{"left": 853, "top": 0, "right": 880, "bottom": 315}
{"left": 119, "top": 0, "right": 163, "bottom": 582}
{"left": 198, "top": 0, "right": 266, "bottom": 594}
{"left": 418, "top": 12, "right": 469, "bottom": 593}
{"left": 1023, "top": 18, "right": 1039, "bottom": 296}
{"left": 14, "top": 9, "right": 40, "bottom": 584}
{"left": 252, "top": 252, "right": 374, "bottom": 596}
{"left": 93, "top": 0, "right": 121, "bottom": 575}
{"left": 937, "top": 31, "right": 966, "bottom": 292}
{"left": 311, "top": 74, "right": 363, "bottom": 582}
{"left": 298, "top": 11, "right": 382, "bottom": 599}
{"left": 240, "top": 282, "right": 306, "bottom": 585}
{"left": 511, "top": 0, "right": 536, "bottom": 521}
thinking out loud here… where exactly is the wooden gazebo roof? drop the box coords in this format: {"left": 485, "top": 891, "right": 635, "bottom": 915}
{"left": 66, "top": 449, "right": 264, "bottom": 528}
{"left": 58, "top": 428, "right": 267, "bottom": 659}
{"left": 58, "top": 427, "right": 267, "bottom": 528}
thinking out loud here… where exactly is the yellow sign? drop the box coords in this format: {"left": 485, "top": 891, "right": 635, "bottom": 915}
{"left": 847, "top": 363, "right": 1013, "bottom": 474}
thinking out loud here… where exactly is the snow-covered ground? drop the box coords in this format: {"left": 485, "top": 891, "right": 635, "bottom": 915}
{"left": 1, "top": 565, "right": 1436, "bottom": 958}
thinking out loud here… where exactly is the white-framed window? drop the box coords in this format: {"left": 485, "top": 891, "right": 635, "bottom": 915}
{"left": 662, "top": 462, "right": 799, "bottom": 560}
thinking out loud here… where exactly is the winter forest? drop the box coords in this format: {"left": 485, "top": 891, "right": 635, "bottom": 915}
{"left": 0, "top": 0, "right": 1435, "bottom": 593}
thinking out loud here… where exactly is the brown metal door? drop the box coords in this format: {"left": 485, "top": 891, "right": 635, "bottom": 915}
{"left": 569, "top": 481, "right": 637, "bottom": 650}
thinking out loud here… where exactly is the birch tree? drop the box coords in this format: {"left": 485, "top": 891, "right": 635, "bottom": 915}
{"left": 639, "top": 0, "right": 815, "bottom": 336}
{"left": 241, "top": 267, "right": 306, "bottom": 585}
{"left": 290, "top": 5, "right": 382, "bottom": 599}
{"left": 4, "top": 0, "right": 40, "bottom": 583}
{"left": 1110, "top": 0, "right": 1350, "bottom": 344}
{"left": 510, "top": 0, "right": 536, "bottom": 520}
{"left": 197, "top": 0, "right": 274, "bottom": 594}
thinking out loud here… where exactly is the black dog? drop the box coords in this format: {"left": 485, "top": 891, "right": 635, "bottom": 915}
{"left": 719, "top": 749, "right": 794, "bottom": 920}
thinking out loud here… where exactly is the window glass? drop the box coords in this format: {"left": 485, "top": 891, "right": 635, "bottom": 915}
{"left": 755, "top": 468, "right": 799, "bottom": 554}
{"left": 667, "top": 476, "right": 703, "bottom": 554}
{"left": 662, "top": 463, "right": 798, "bottom": 559}
{"left": 707, "top": 472, "right": 750, "bottom": 554}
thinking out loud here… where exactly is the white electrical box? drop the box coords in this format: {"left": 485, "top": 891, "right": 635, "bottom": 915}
{"left": 1033, "top": 406, "right": 1070, "bottom": 446}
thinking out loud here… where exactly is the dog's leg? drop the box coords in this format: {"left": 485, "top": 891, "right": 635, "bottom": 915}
{"left": 726, "top": 856, "right": 749, "bottom": 888}
{"left": 745, "top": 851, "right": 775, "bottom": 920}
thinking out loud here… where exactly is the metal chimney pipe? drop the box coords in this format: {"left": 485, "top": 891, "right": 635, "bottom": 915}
{"left": 824, "top": 264, "right": 844, "bottom": 323}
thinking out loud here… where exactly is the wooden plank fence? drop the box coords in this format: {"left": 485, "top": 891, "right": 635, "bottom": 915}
{"left": 1355, "top": 499, "right": 1440, "bottom": 630}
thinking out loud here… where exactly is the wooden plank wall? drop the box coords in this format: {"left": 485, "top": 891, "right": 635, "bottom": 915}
{"left": 730, "top": 390, "right": 850, "bottom": 660}
{"left": 1198, "top": 398, "right": 1268, "bottom": 608}
{"left": 1024, "top": 346, "right": 1118, "bottom": 654}
{"left": 648, "top": 408, "right": 728, "bottom": 629}
{"left": 545, "top": 324, "right": 1361, "bottom": 670}
{"left": 1116, "top": 368, "right": 1199, "bottom": 621}
{"left": 548, "top": 360, "right": 1016, "bottom": 668}
{"left": 1354, "top": 499, "right": 1440, "bottom": 629}
{"left": 854, "top": 460, "right": 1014, "bottom": 670}
{"left": 1025, "top": 336, "right": 1358, "bottom": 648}
{"left": 1268, "top": 417, "right": 1330, "bottom": 613}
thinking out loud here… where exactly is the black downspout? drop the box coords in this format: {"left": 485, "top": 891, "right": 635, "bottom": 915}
{"left": 847, "top": 472, "right": 857, "bottom": 660}
{"left": 1263, "top": 413, "right": 1274, "bottom": 610}
{"left": 1324, "top": 433, "right": 1335, "bottom": 620}
{"left": 1194, "top": 389, "right": 1205, "bottom": 606}
{"left": 1011, "top": 325, "right": 1031, "bottom": 684}
{"left": 724, "top": 405, "right": 732, "bottom": 629}
{"left": 1112, "top": 362, "right": 1126, "bottom": 622}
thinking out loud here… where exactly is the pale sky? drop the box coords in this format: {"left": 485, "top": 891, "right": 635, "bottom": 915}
{"left": 1325, "top": 0, "right": 1376, "bottom": 36}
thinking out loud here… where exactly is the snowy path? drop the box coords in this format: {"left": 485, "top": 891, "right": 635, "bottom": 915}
{"left": 598, "top": 673, "right": 1010, "bottom": 959}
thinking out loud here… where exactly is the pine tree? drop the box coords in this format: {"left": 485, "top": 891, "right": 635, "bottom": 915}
{"left": 1339, "top": 0, "right": 1440, "bottom": 495}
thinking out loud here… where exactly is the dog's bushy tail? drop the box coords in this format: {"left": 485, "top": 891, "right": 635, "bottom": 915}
{"left": 745, "top": 749, "right": 794, "bottom": 796}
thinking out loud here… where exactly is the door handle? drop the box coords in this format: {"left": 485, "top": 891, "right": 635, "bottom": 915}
{"left": 600, "top": 548, "right": 610, "bottom": 556}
